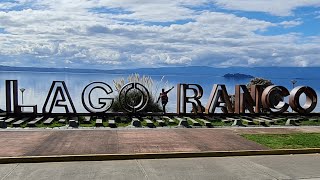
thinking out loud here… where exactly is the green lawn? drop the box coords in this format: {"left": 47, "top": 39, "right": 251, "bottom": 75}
{"left": 242, "top": 133, "right": 320, "bottom": 149}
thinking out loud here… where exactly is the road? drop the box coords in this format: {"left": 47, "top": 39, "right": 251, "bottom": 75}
{"left": 0, "top": 154, "right": 319, "bottom": 180}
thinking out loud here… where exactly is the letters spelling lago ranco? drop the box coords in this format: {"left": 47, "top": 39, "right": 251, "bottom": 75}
{"left": 3, "top": 80, "right": 318, "bottom": 114}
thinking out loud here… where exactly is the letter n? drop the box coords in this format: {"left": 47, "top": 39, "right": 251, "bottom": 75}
{"left": 205, "top": 84, "right": 233, "bottom": 114}
{"left": 234, "top": 85, "right": 255, "bottom": 114}
{"left": 42, "top": 81, "right": 76, "bottom": 114}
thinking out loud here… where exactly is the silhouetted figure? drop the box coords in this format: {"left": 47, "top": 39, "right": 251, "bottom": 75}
{"left": 157, "top": 86, "right": 174, "bottom": 113}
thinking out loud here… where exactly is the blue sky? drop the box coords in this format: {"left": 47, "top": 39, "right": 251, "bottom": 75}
{"left": 0, "top": 0, "right": 319, "bottom": 69}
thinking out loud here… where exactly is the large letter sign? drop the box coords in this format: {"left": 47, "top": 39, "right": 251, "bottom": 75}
{"left": 43, "top": 81, "right": 76, "bottom": 114}
{"left": 82, "top": 82, "right": 114, "bottom": 113}
{"left": 119, "top": 82, "right": 150, "bottom": 113}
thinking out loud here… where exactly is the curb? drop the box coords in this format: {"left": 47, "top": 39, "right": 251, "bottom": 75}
{"left": 0, "top": 148, "right": 320, "bottom": 164}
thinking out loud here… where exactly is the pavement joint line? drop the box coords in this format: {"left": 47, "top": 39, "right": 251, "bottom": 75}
{"left": 0, "top": 149, "right": 319, "bottom": 164}
{"left": 136, "top": 159, "right": 149, "bottom": 180}
{"left": 1, "top": 163, "right": 19, "bottom": 180}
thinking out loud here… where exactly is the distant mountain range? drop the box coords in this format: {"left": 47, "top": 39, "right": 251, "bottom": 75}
{"left": 0, "top": 65, "right": 319, "bottom": 79}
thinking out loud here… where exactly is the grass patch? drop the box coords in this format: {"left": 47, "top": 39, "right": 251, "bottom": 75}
{"left": 166, "top": 118, "right": 179, "bottom": 126}
{"left": 300, "top": 120, "right": 320, "bottom": 126}
{"left": 273, "top": 118, "right": 287, "bottom": 126}
{"left": 102, "top": 120, "right": 109, "bottom": 127}
{"left": 116, "top": 121, "right": 131, "bottom": 127}
{"left": 242, "top": 133, "right": 320, "bottom": 149}
{"left": 79, "top": 120, "right": 95, "bottom": 127}
{"left": 211, "top": 120, "right": 232, "bottom": 126}
{"left": 196, "top": 119, "right": 205, "bottom": 126}
{"left": 36, "top": 121, "right": 66, "bottom": 128}
{"left": 187, "top": 120, "right": 193, "bottom": 126}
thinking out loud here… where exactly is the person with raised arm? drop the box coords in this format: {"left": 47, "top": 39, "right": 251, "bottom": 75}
{"left": 157, "top": 86, "right": 174, "bottom": 113}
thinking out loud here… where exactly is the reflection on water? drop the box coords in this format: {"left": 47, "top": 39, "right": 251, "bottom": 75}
{"left": 0, "top": 71, "right": 319, "bottom": 113}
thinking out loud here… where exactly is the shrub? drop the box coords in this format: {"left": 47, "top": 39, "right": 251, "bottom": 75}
{"left": 111, "top": 74, "right": 162, "bottom": 112}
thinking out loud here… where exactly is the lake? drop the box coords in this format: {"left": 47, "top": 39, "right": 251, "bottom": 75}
{"left": 0, "top": 67, "right": 319, "bottom": 113}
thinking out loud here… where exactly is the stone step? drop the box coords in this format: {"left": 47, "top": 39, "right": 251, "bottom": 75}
{"left": 0, "top": 120, "right": 6, "bottom": 128}
{"left": 285, "top": 118, "right": 299, "bottom": 126}
{"left": 43, "top": 117, "right": 55, "bottom": 125}
{"left": 156, "top": 119, "right": 166, "bottom": 126}
{"left": 145, "top": 119, "right": 155, "bottom": 128}
{"left": 108, "top": 120, "right": 116, "bottom": 128}
{"left": 253, "top": 118, "right": 267, "bottom": 126}
{"left": 198, "top": 118, "right": 211, "bottom": 126}
{"left": 5, "top": 118, "right": 16, "bottom": 123}
{"left": 69, "top": 120, "right": 78, "bottom": 128}
{"left": 175, "top": 117, "right": 188, "bottom": 127}
{"left": 258, "top": 117, "right": 275, "bottom": 125}
{"left": 153, "top": 116, "right": 161, "bottom": 121}
{"left": 241, "top": 118, "right": 255, "bottom": 125}
{"left": 163, "top": 116, "right": 175, "bottom": 123}
{"left": 58, "top": 119, "right": 66, "bottom": 123}
{"left": 232, "top": 119, "right": 244, "bottom": 126}
{"left": 27, "top": 117, "right": 44, "bottom": 127}
{"left": 131, "top": 118, "right": 141, "bottom": 127}
{"left": 95, "top": 119, "right": 103, "bottom": 127}
{"left": 242, "top": 116, "right": 254, "bottom": 121}
{"left": 83, "top": 116, "right": 91, "bottom": 123}
{"left": 12, "top": 117, "right": 30, "bottom": 127}
{"left": 184, "top": 117, "right": 201, "bottom": 126}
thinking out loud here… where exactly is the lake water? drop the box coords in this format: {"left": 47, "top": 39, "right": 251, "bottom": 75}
{"left": 0, "top": 68, "right": 319, "bottom": 113}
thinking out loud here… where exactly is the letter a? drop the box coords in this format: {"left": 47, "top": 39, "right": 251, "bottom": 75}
{"left": 42, "top": 81, "right": 76, "bottom": 114}
{"left": 205, "top": 84, "right": 233, "bottom": 114}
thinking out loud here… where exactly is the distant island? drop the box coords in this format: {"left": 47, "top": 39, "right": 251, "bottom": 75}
{"left": 223, "top": 73, "right": 254, "bottom": 79}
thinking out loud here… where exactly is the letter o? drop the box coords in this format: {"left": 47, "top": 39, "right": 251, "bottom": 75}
{"left": 289, "top": 86, "right": 317, "bottom": 114}
{"left": 261, "top": 85, "right": 289, "bottom": 113}
{"left": 119, "top": 83, "right": 150, "bottom": 113}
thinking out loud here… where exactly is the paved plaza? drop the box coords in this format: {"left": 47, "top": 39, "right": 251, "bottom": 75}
{"left": 0, "top": 154, "right": 319, "bottom": 179}
{"left": 0, "top": 127, "right": 320, "bottom": 157}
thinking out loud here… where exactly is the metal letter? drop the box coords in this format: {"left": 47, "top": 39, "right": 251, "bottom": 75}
{"left": 82, "top": 82, "right": 114, "bottom": 113}
{"left": 234, "top": 85, "right": 255, "bottom": 114}
{"left": 119, "top": 82, "right": 150, "bottom": 113}
{"left": 5, "top": 80, "right": 18, "bottom": 113}
{"left": 205, "top": 84, "right": 233, "bottom": 114}
{"left": 5, "top": 80, "right": 37, "bottom": 114}
{"left": 289, "top": 86, "right": 317, "bottom": 114}
{"left": 43, "top": 81, "right": 76, "bottom": 114}
{"left": 177, "top": 84, "right": 203, "bottom": 114}
{"left": 261, "top": 85, "right": 289, "bottom": 113}
{"left": 250, "top": 85, "right": 263, "bottom": 113}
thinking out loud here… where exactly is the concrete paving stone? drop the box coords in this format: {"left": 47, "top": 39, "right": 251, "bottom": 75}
{"left": 43, "top": 118, "right": 54, "bottom": 125}
{"left": 95, "top": 119, "right": 103, "bottom": 127}
{"left": 247, "top": 154, "right": 320, "bottom": 179}
{"left": 0, "top": 164, "right": 17, "bottom": 179}
{"left": 58, "top": 119, "right": 66, "bottom": 123}
{"left": 83, "top": 116, "right": 91, "bottom": 123}
{"left": 4, "top": 160, "right": 146, "bottom": 180}
{"left": 27, "top": 117, "right": 44, "bottom": 127}
{"left": 5, "top": 118, "right": 16, "bottom": 124}
{"left": 0, "top": 154, "right": 320, "bottom": 179}
{"left": 139, "top": 157, "right": 291, "bottom": 180}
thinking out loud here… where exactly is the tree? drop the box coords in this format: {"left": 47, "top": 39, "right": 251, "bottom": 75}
{"left": 246, "top": 77, "right": 274, "bottom": 90}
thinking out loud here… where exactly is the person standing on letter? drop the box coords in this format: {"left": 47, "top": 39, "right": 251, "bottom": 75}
{"left": 157, "top": 86, "right": 174, "bottom": 113}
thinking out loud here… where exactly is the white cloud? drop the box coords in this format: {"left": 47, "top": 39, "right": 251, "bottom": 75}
{"left": 212, "top": 0, "right": 320, "bottom": 16}
{"left": 0, "top": 1, "right": 319, "bottom": 68}
{"left": 279, "top": 20, "right": 303, "bottom": 28}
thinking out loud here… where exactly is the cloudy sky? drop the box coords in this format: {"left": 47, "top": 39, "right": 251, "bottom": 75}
{"left": 0, "top": 0, "right": 319, "bottom": 69}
